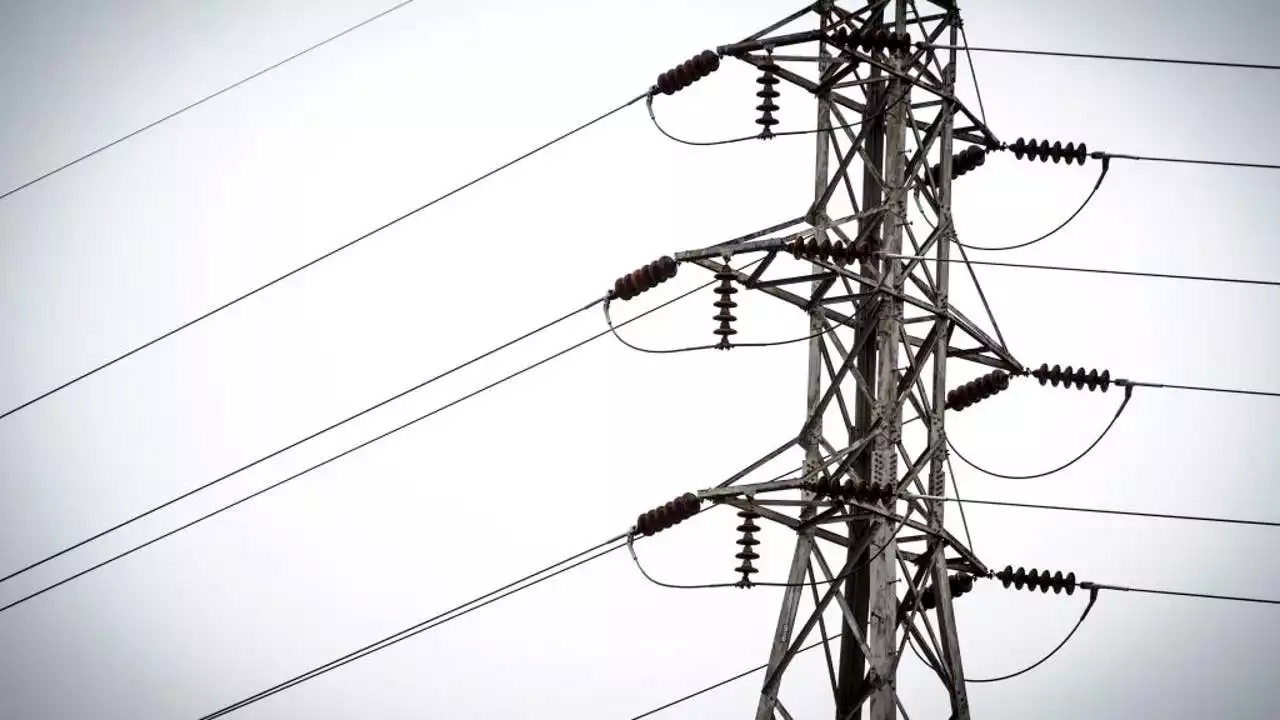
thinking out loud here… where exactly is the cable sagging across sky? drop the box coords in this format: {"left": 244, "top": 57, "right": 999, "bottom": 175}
{"left": 0, "top": 296, "right": 604, "bottom": 588}
{"left": 0, "top": 265, "right": 747, "bottom": 616}
{"left": 909, "top": 494, "right": 1280, "bottom": 529}
{"left": 922, "top": 42, "right": 1280, "bottom": 73}
{"left": 0, "top": 0, "right": 423, "bottom": 203}
{"left": 199, "top": 535, "right": 629, "bottom": 719}
{"left": 883, "top": 253, "right": 1280, "bottom": 291}
{"left": 0, "top": 91, "right": 646, "bottom": 425}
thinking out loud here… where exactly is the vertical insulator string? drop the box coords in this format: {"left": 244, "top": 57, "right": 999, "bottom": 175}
{"left": 735, "top": 508, "right": 761, "bottom": 587}
{"left": 755, "top": 56, "right": 780, "bottom": 140}
{"left": 713, "top": 261, "right": 738, "bottom": 349}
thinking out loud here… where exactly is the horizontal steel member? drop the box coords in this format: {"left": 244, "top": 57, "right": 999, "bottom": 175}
{"left": 898, "top": 550, "right": 984, "bottom": 577}
{"left": 698, "top": 477, "right": 811, "bottom": 500}
{"left": 675, "top": 235, "right": 793, "bottom": 263}
{"left": 717, "top": 29, "right": 826, "bottom": 56}
{"left": 720, "top": 497, "right": 851, "bottom": 548}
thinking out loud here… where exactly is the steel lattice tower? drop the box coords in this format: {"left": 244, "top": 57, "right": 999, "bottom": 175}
{"left": 625, "top": 1, "right": 1020, "bottom": 717}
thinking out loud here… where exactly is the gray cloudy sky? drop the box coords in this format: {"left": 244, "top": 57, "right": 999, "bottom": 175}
{"left": 1, "top": 0, "right": 1279, "bottom": 718}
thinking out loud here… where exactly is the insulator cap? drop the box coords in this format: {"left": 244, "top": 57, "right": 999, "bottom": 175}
{"left": 713, "top": 261, "right": 738, "bottom": 350}
{"left": 735, "top": 508, "right": 761, "bottom": 586}
{"left": 830, "top": 26, "right": 912, "bottom": 54}
{"left": 1008, "top": 137, "right": 1088, "bottom": 165}
{"left": 612, "top": 256, "right": 678, "bottom": 301}
{"left": 1030, "top": 364, "right": 1111, "bottom": 392}
{"left": 811, "top": 477, "right": 896, "bottom": 505}
{"left": 635, "top": 492, "right": 700, "bottom": 537}
{"left": 755, "top": 60, "right": 781, "bottom": 139}
{"left": 995, "top": 565, "right": 1078, "bottom": 595}
{"left": 784, "top": 236, "right": 872, "bottom": 266}
{"left": 907, "top": 572, "right": 976, "bottom": 611}
{"left": 655, "top": 50, "right": 721, "bottom": 96}
{"left": 930, "top": 145, "right": 988, "bottom": 186}
{"left": 945, "top": 370, "right": 1011, "bottom": 412}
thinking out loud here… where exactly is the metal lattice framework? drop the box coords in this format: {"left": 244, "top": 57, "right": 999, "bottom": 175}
{"left": 664, "top": 1, "right": 1022, "bottom": 717}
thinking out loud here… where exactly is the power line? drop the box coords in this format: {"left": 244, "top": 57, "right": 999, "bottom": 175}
{"left": 906, "top": 589, "right": 1100, "bottom": 684}
{"left": 950, "top": 158, "right": 1110, "bottom": 251}
{"left": 0, "top": 266, "right": 735, "bottom": 616}
{"left": 200, "top": 536, "right": 628, "bottom": 719}
{"left": 1123, "top": 380, "right": 1280, "bottom": 399}
{"left": 647, "top": 93, "right": 865, "bottom": 147}
{"left": 923, "top": 43, "right": 1280, "bottom": 73}
{"left": 1104, "top": 152, "right": 1280, "bottom": 171}
{"left": 947, "top": 386, "right": 1133, "bottom": 480}
{"left": 909, "top": 494, "right": 1280, "bottom": 529}
{"left": 629, "top": 638, "right": 828, "bottom": 719}
{"left": 1090, "top": 583, "right": 1280, "bottom": 606}
{"left": 884, "top": 253, "right": 1280, "bottom": 290}
{"left": 0, "top": 92, "right": 645, "bottom": 424}
{"left": 0, "top": 297, "right": 602, "bottom": 588}
{"left": 628, "top": 575, "right": 1279, "bottom": 718}
{"left": 0, "top": 0, "right": 423, "bottom": 202}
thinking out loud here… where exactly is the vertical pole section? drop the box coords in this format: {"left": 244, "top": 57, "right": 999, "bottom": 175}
{"left": 836, "top": 0, "right": 886, "bottom": 715}
{"left": 866, "top": 1, "right": 909, "bottom": 718}
{"left": 753, "top": 6, "right": 834, "bottom": 719}
{"left": 925, "top": 14, "right": 972, "bottom": 720}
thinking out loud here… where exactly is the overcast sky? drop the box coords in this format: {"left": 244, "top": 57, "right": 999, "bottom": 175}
{"left": 1, "top": 1, "right": 1279, "bottom": 718}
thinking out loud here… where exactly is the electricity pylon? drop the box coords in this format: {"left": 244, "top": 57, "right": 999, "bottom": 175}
{"left": 621, "top": 1, "right": 1020, "bottom": 716}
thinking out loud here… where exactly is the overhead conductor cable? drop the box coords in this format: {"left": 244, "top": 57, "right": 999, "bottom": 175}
{"left": 0, "top": 90, "right": 648, "bottom": 424}
{"left": 199, "top": 534, "right": 630, "bottom": 719}
{"left": 0, "top": 296, "right": 604, "bottom": 587}
{"left": 920, "top": 42, "right": 1280, "bottom": 73}
{"left": 0, "top": 0, "right": 425, "bottom": 202}
{"left": 0, "top": 265, "right": 747, "bottom": 615}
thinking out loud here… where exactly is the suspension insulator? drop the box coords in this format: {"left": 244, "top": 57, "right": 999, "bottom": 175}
{"left": 811, "top": 475, "right": 844, "bottom": 498}
{"left": 1030, "top": 364, "right": 1112, "bottom": 392}
{"left": 655, "top": 50, "right": 721, "bottom": 96}
{"left": 755, "top": 58, "right": 780, "bottom": 139}
{"left": 811, "top": 477, "right": 895, "bottom": 505}
{"left": 612, "top": 256, "right": 678, "bottom": 302}
{"left": 1007, "top": 138, "right": 1089, "bottom": 165}
{"left": 945, "top": 370, "right": 1011, "bottom": 412}
{"left": 735, "top": 508, "right": 761, "bottom": 587}
{"left": 713, "top": 262, "right": 738, "bottom": 350}
{"left": 830, "top": 26, "right": 912, "bottom": 54}
{"left": 930, "top": 145, "right": 988, "bottom": 186}
{"left": 847, "top": 481, "right": 896, "bottom": 505}
{"left": 634, "top": 492, "right": 700, "bottom": 537}
{"left": 995, "top": 565, "right": 1078, "bottom": 595}
{"left": 784, "top": 236, "right": 871, "bottom": 266}
{"left": 907, "top": 572, "right": 976, "bottom": 611}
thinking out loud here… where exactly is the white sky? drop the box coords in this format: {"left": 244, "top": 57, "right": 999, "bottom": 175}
{"left": 1, "top": 1, "right": 1279, "bottom": 718}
